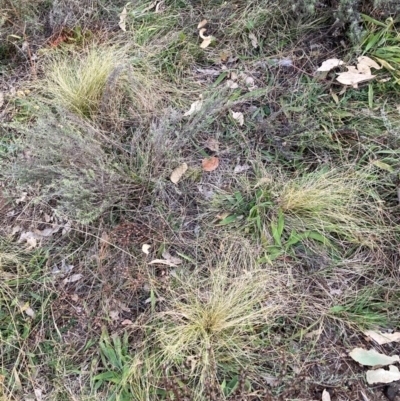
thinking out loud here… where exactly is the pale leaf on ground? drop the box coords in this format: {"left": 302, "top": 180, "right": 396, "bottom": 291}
{"left": 357, "top": 56, "right": 381, "bottom": 75}
{"left": 248, "top": 32, "right": 258, "bottom": 48}
{"left": 364, "top": 330, "right": 400, "bottom": 345}
{"left": 317, "top": 58, "right": 344, "bottom": 71}
{"left": 148, "top": 259, "right": 179, "bottom": 267}
{"left": 322, "top": 389, "right": 331, "bottom": 401}
{"left": 349, "top": 348, "right": 399, "bottom": 366}
{"left": 226, "top": 80, "right": 239, "bottom": 89}
{"left": 199, "top": 28, "right": 212, "bottom": 49}
{"left": 118, "top": 6, "right": 128, "bottom": 31}
{"left": 109, "top": 310, "right": 119, "bottom": 320}
{"left": 25, "top": 307, "right": 36, "bottom": 318}
{"left": 204, "top": 137, "right": 219, "bottom": 152}
{"left": 366, "top": 365, "right": 400, "bottom": 384}
{"left": 197, "top": 19, "right": 207, "bottom": 29}
{"left": 184, "top": 97, "right": 203, "bottom": 116}
{"left": 0, "top": 92, "right": 4, "bottom": 108}
{"left": 231, "top": 111, "right": 244, "bottom": 126}
{"left": 202, "top": 156, "right": 219, "bottom": 172}
{"left": 161, "top": 251, "right": 182, "bottom": 265}
{"left": 170, "top": 163, "right": 188, "bottom": 184}
{"left": 142, "top": 244, "right": 151, "bottom": 254}
{"left": 121, "top": 319, "right": 134, "bottom": 325}
{"left": 336, "top": 71, "right": 375, "bottom": 88}
{"left": 63, "top": 274, "right": 83, "bottom": 284}
{"left": 234, "top": 164, "right": 250, "bottom": 174}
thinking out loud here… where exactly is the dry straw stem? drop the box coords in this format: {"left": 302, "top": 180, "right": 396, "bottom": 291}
{"left": 130, "top": 241, "right": 286, "bottom": 398}
{"left": 276, "top": 166, "right": 390, "bottom": 247}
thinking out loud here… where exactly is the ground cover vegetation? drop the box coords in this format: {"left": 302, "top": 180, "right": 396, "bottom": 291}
{"left": 1, "top": 0, "right": 400, "bottom": 400}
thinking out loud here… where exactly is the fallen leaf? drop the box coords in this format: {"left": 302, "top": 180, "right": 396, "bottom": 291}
{"left": 63, "top": 274, "right": 83, "bottom": 284}
{"left": 305, "top": 328, "right": 323, "bottom": 338}
{"left": 71, "top": 294, "right": 79, "bottom": 302}
{"left": 121, "top": 319, "right": 134, "bottom": 325}
{"left": 202, "top": 156, "right": 219, "bottom": 172}
{"left": 245, "top": 76, "right": 256, "bottom": 89}
{"left": 118, "top": 5, "right": 128, "bottom": 31}
{"left": 230, "top": 71, "right": 238, "bottom": 81}
{"left": 184, "top": 96, "right": 203, "bottom": 116}
{"left": 11, "top": 225, "right": 22, "bottom": 235}
{"left": 317, "top": 58, "right": 344, "bottom": 72}
{"left": 231, "top": 111, "right": 244, "bottom": 126}
{"left": 204, "top": 137, "right": 219, "bottom": 152}
{"left": 248, "top": 32, "right": 258, "bottom": 48}
{"left": 25, "top": 307, "right": 35, "bottom": 318}
{"left": 142, "top": 244, "right": 151, "bottom": 254}
{"left": 322, "top": 389, "right": 331, "bottom": 401}
{"left": 357, "top": 56, "right": 381, "bottom": 75}
{"left": 364, "top": 330, "right": 400, "bottom": 345}
{"left": 109, "top": 310, "right": 119, "bottom": 320}
{"left": 366, "top": 365, "right": 400, "bottom": 384}
{"left": 197, "top": 19, "right": 207, "bottom": 29}
{"left": 336, "top": 70, "right": 376, "bottom": 88}
{"left": 349, "top": 348, "right": 399, "bottom": 366}
{"left": 216, "top": 212, "right": 230, "bottom": 220}
{"left": 148, "top": 259, "right": 179, "bottom": 267}
{"left": 162, "top": 251, "right": 182, "bottom": 265}
{"left": 199, "top": 28, "right": 212, "bottom": 49}
{"left": 16, "top": 192, "right": 27, "bottom": 204}
{"left": 170, "top": 163, "right": 188, "bottom": 184}
{"left": 0, "top": 92, "right": 4, "bottom": 108}
{"left": 234, "top": 164, "right": 250, "bottom": 174}
{"left": 226, "top": 80, "right": 239, "bottom": 89}
{"left": 34, "top": 388, "right": 43, "bottom": 401}
{"left": 26, "top": 236, "right": 37, "bottom": 250}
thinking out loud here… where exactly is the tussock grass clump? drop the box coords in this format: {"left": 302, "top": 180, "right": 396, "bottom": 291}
{"left": 129, "top": 243, "right": 285, "bottom": 399}
{"left": 43, "top": 45, "right": 127, "bottom": 118}
{"left": 276, "top": 167, "right": 389, "bottom": 247}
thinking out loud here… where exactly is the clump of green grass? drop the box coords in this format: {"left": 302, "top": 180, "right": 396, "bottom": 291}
{"left": 43, "top": 45, "right": 127, "bottom": 118}
{"left": 274, "top": 166, "right": 390, "bottom": 247}
{"left": 128, "top": 243, "right": 285, "bottom": 399}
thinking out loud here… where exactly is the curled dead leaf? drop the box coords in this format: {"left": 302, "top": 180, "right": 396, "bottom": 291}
{"left": 204, "top": 137, "right": 219, "bottom": 152}
{"left": 142, "top": 244, "right": 151, "bottom": 255}
{"left": 357, "top": 56, "right": 381, "bottom": 75}
{"left": 366, "top": 365, "right": 400, "bottom": 385}
{"left": 197, "top": 19, "right": 207, "bottom": 29}
{"left": 118, "top": 5, "right": 128, "bottom": 31}
{"left": 336, "top": 70, "right": 375, "bottom": 88}
{"left": 170, "top": 163, "right": 188, "bottom": 184}
{"left": 199, "top": 28, "right": 212, "bottom": 49}
{"left": 202, "top": 156, "right": 219, "bottom": 172}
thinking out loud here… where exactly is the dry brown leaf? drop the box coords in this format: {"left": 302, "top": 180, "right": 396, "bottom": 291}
{"left": 202, "top": 156, "right": 219, "bottom": 172}
{"left": 248, "top": 32, "right": 258, "bottom": 48}
{"left": 170, "top": 163, "right": 188, "bottom": 184}
{"left": 184, "top": 97, "right": 203, "bottom": 116}
{"left": 142, "top": 244, "right": 151, "bottom": 255}
{"left": 231, "top": 111, "right": 244, "bottom": 126}
{"left": 317, "top": 58, "right": 344, "bottom": 71}
{"left": 364, "top": 330, "right": 400, "bottom": 345}
{"left": 366, "top": 365, "right": 400, "bottom": 384}
{"left": 197, "top": 19, "right": 207, "bottom": 29}
{"left": 118, "top": 5, "right": 128, "bottom": 31}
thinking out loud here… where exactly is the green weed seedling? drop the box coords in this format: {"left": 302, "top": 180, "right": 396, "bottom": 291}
{"left": 259, "top": 210, "right": 331, "bottom": 263}
{"left": 93, "top": 328, "right": 132, "bottom": 401}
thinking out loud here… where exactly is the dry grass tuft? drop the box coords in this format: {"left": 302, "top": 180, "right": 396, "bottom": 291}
{"left": 129, "top": 240, "right": 286, "bottom": 399}
{"left": 274, "top": 166, "right": 391, "bottom": 247}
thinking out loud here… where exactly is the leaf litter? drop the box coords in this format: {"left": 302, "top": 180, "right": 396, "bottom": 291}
{"left": 170, "top": 163, "right": 188, "bottom": 184}
{"left": 202, "top": 156, "right": 219, "bottom": 172}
